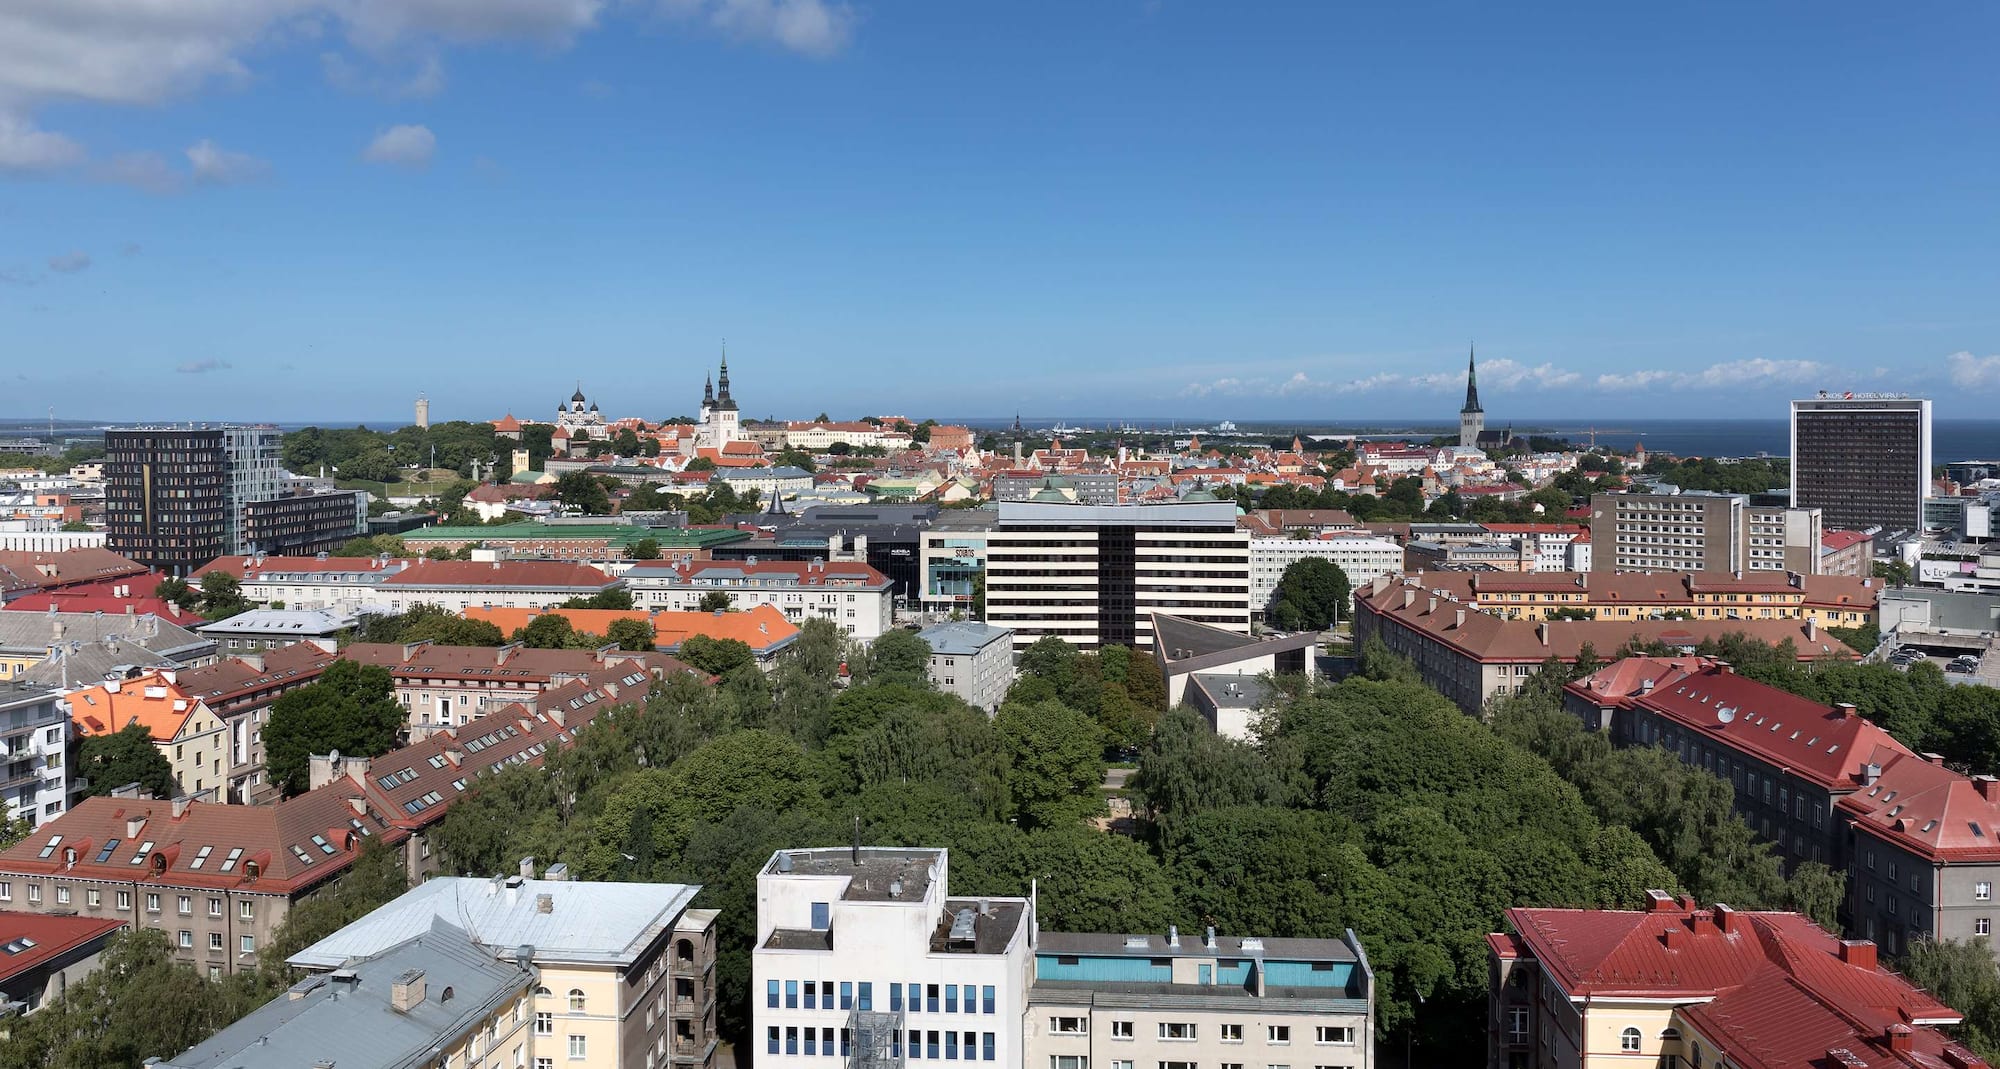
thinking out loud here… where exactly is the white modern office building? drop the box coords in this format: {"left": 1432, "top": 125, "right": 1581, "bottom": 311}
{"left": 755, "top": 848, "right": 1033, "bottom": 1069}
{"left": 1248, "top": 536, "right": 1403, "bottom": 620}
{"left": 985, "top": 502, "right": 1250, "bottom": 652}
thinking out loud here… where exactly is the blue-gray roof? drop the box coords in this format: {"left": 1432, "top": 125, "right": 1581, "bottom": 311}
{"left": 916, "top": 621, "right": 1013, "bottom": 656}
{"left": 288, "top": 876, "right": 701, "bottom": 970}
{"left": 163, "top": 918, "right": 533, "bottom": 1069}
{"left": 717, "top": 467, "right": 814, "bottom": 481}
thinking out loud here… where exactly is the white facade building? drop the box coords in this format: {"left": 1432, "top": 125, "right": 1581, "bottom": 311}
{"left": 0, "top": 684, "right": 72, "bottom": 828}
{"left": 0, "top": 520, "right": 106, "bottom": 552}
{"left": 222, "top": 426, "right": 285, "bottom": 555}
{"left": 985, "top": 501, "right": 1249, "bottom": 652}
{"left": 624, "top": 560, "right": 895, "bottom": 640}
{"left": 755, "top": 848, "right": 1033, "bottom": 1069}
{"left": 1248, "top": 536, "right": 1403, "bottom": 619}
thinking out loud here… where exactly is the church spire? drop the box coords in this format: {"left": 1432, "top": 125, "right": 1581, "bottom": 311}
{"left": 1461, "top": 344, "right": 1483, "bottom": 414}
{"left": 715, "top": 342, "right": 737, "bottom": 411}
{"left": 703, "top": 373, "right": 714, "bottom": 406}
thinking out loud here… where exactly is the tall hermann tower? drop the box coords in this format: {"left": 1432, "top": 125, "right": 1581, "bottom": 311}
{"left": 1458, "top": 345, "right": 1485, "bottom": 448}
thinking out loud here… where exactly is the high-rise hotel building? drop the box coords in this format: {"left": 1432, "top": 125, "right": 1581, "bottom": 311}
{"left": 983, "top": 501, "right": 1250, "bottom": 652}
{"left": 1790, "top": 394, "right": 1932, "bottom": 535}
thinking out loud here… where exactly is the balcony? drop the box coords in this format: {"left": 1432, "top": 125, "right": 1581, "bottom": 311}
{"left": 0, "top": 764, "right": 41, "bottom": 792}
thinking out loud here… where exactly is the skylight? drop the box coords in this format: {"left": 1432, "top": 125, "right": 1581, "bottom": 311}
{"left": 36, "top": 835, "right": 60, "bottom": 860}
{"left": 93, "top": 839, "right": 120, "bottom": 864}
{"left": 189, "top": 845, "right": 212, "bottom": 869}
{"left": 219, "top": 847, "right": 243, "bottom": 872}
{"left": 129, "top": 841, "right": 153, "bottom": 865}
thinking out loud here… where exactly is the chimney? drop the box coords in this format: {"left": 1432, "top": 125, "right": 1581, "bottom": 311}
{"left": 1168, "top": 925, "right": 1180, "bottom": 948}
{"left": 1205, "top": 926, "right": 1216, "bottom": 950}
{"left": 1402, "top": 589, "right": 1416, "bottom": 609}
{"left": 1885, "top": 1024, "right": 1914, "bottom": 1054}
{"left": 240, "top": 653, "right": 264, "bottom": 672}
{"left": 1835, "top": 702, "right": 1859, "bottom": 720}
{"left": 1838, "top": 939, "right": 1878, "bottom": 969}
{"left": 170, "top": 797, "right": 191, "bottom": 819}
{"left": 125, "top": 816, "right": 146, "bottom": 838}
{"left": 1713, "top": 903, "right": 1735, "bottom": 933}
{"left": 390, "top": 969, "right": 427, "bottom": 1013}
{"left": 545, "top": 862, "right": 569, "bottom": 881}
{"left": 1862, "top": 763, "right": 1882, "bottom": 787}
{"left": 1974, "top": 776, "right": 2000, "bottom": 802}
{"left": 1538, "top": 622, "right": 1550, "bottom": 647}
{"left": 520, "top": 856, "right": 536, "bottom": 879}
{"left": 1645, "top": 889, "right": 1677, "bottom": 912}
{"left": 536, "top": 893, "right": 554, "bottom": 914}
{"left": 1805, "top": 618, "right": 1818, "bottom": 641}
{"left": 1662, "top": 925, "right": 1685, "bottom": 950}
{"left": 1454, "top": 609, "right": 1467, "bottom": 629}
{"left": 1426, "top": 597, "right": 1438, "bottom": 614}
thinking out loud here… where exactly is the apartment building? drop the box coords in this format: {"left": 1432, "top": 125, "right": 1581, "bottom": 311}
{"left": 1248, "top": 535, "right": 1402, "bottom": 619}
{"left": 162, "top": 919, "right": 539, "bottom": 1069}
{"left": 755, "top": 847, "right": 1032, "bottom": 1069}
{"left": 0, "top": 912, "right": 125, "bottom": 1017}
{"left": 915, "top": 622, "right": 1014, "bottom": 712}
{"left": 65, "top": 674, "right": 229, "bottom": 800}
{"left": 1352, "top": 576, "right": 1855, "bottom": 714}
{"left": 1366, "top": 569, "right": 1878, "bottom": 629}
{"left": 191, "top": 554, "right": 414, "bottom": 610}
{"left": 169, "top": 643, "right": 334, "bottom": 804}
{"left": 0, "top": 609, "right": 215, "bottom": 687}
{"left": 985, "top": 501, "right": 1249, "bottom": 653}
{"left": 0, "top": 684, "right": 71, "bottom": 828}
{"left": 1564, "top": 657, "right": 2000, "bottom": 957}
{"left": 1589, "top": 491, "right": 1822, "bottom": 574}
{"left": 195, "top": 606, "right": 372, "bottom": 653}
{"left": 1487, "top": 893, "right": 1977, "bottom": 1069}
{"left": 1025, "top": 928, "right": 1375, "bottom": 1069}
{"left": 623, "top": 559, "right": 895, "bottom": 640}
{"left": 290, "top": 871, "right": 721, "bottom": 1069}
{"left": 340, "top": 641, "right": 681, "bottom": 738}
{"left": 1791, "top": 394, "right": 1933, "bottom": 534}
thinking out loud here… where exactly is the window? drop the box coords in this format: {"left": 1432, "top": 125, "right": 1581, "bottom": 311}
{"left": 1980, "top": 919, "right": 1993, "bottom": 937}
{"left": 239, "top": 901, "right": 254, "bottom": 920}
{"left": 929, "top": 984, "right": 940, "bottom": 1013}
{"left": 767, "top": 980, "right": 780, "bottom": 1008}
{"left": 841, "top": 981, "right": 854, "bottom": 1010}
{"left": 1315, "top": 1027, "right": 1354, "bottom": 1045}
{"left": 145, "top": 893, "right": 159, "bottom": 912}
{"left": 768, "top": 1027, "right": 780, "bottom": 1056}
{"left": 811, "top": 901, "right": 831, "bottom": 930}
{"left": 537, "top": 1013, "right": 554, "bottom": 1036}
{"left": 178, "top": 930, "right": 193, "bottom": 948}
{"left": 1161, "top": 1062, "right": 1199, "bottom": 1069}
{"left": 178, "top": 895, "right": 192, "bottom": 915}
{"left": 1268, "top": 1026, "right": 1291, "bottom": 1044}
{"left": 538, "top": 1060, "right": 553, "bottom": 1069}
{"left": 1051, "top": 1017, "right": 1088, "bottom": 1036}
{"left": 1220, "top": 1024, "right": 1243, "bottom": 1042}
{"left": 787, "top": 980, "right": 799, "bottom": 1009}
{"left": 569, "top": 1035, "right": 587, "bottom": 1060}
{"left": 806, "top": 982, "right": 818, "bottom": 1010}
{"left": 208, "top": 897, "right": 221, "bottom": 917}
{"left": 1621, "top": 1027, "right": 1642, "bottom": 1052}
{"left": 117, "top": 891, "right": 130, "bottom": 911}
{"left": 55, "top": 887, "right": 69, "bottom": 906}
{"left": 982, "top": 985, "right": 995, "bottom": 1014}
{"left": 87, "top": 889, "right": 99, "bottom": 908}
{"left": 787, "top": 1028, "right": 799, "bottom": 1055}
{"left": 240, "top": 935, "right": 254, "bottom": 954}
{"left": 860, "top": 982, "right": 874, "bottom": 1011}
{"left": 1979, "top": 882, "right": 1993, "bottom": 902}
{"left": 0, "top": 882, "right": 8, "bottom": 902}
{"left": 984, "top": 1033, "right": 996, "bottom": 1062}
{"left": 1112, "top": 1021, "right": 1134, "bottom": 1039}
{"left": 568, "top": 989, "right": 587, "bottom": 1013}
{"left": 1052, "top": 1058, "right": 1088, "bottom": 1069}
{"left": 210, "top": 933, "right": 223, "bottom": 950}
{"left": 1160, "top": 1023, "right": 1197, "bottom": 1041}
{"left": 947, "top": 985, "right": 959, "bottom": 1013}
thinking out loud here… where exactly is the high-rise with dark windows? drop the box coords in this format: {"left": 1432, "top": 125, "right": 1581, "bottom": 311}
{"left": 1789, "top": 395, "right": 1932, "bottom": 535}
{"left": 106, "top": 426, "right": 361, "bottom": 574}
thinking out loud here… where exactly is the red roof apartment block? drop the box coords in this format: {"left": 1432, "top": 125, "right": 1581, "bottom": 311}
{"left": 1490, "top": 895, "right": 1983, "bottom": 1069}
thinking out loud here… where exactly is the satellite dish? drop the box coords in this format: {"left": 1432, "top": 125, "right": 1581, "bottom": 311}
{"left": 1717, "top": 707, "right": 1736, "bottom": 724}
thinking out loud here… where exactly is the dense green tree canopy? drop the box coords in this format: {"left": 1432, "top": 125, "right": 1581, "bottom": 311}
{"left": 77, "top": 721, "right": 175, "bottom": 799}
{"left": 1269, "top": 557, "right": 1352, "bottom": 631}
{"left": 263, "top": 660, "right": 405, "bottom": 795}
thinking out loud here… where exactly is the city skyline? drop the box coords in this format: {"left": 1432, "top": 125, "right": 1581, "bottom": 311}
{"left": 5, "top": 3, "right": 2000, "bottom": 419}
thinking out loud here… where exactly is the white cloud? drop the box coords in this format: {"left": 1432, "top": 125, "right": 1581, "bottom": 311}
{"left": 661, "top": 0, "right": 856, "bottom": 56}
{"left": 1478, "top": 358, "right": 1581, "bottom": 390}
{"left": 186, "top": 138, "right": 269, "bottom": 183}
{"left": 0, "top": 112, "right": 84, "bottom": 172}
{"left": 322, "top": 49, "right": 447, "bottom": 97}
{"left": 1948, "top": 351, "right": 2000, "bottom": 390}
{"left": 175, "top": 358, "right": 233, "bottom": 375}
{"left": 95, "top": 151, "right": 183, "bottom": 193}
{"left": 363, "top": 124, "right": 436, "bottom": 168}
{"left": 1598, "top": 358, "right": 1828, "bottom": 391}
{"left": 47, "top": 251, "right": 90, "bottom": 273}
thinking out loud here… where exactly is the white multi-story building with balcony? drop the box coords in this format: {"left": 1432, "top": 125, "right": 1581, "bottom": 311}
{"left": 625, "top": 560, "right": 895, "bottom": 640}
{"left": 0, "top": 684, "right": 72, "bottom": 828}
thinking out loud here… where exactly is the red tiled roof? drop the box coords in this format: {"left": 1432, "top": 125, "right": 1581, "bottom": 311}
{"left": 492, "top": 414, "right": 523, "bottom": 431}
{"left": 378, "top": 560, "right": 617, "bottom": 589}
{"left": 0, "top": 911, "right": 126, "bottom": 984}
{"left": 1823, "top": 530, "right": 1872, "bottom": 552}
{"left": 1, "top": 576, "right": 186, "bottom": 621}
{"left": 171, "top": 644, "right": 334, "bottom": 710}
{"left": 0, "top": 549, "right": 147, "bottom": 591}
{"left": 193, "top": 556, "right": 413, "bottom": 581}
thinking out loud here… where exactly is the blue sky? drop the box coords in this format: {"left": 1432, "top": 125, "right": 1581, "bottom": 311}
{"left": 4, "top": 1, "right": 2000, "bottom": 424}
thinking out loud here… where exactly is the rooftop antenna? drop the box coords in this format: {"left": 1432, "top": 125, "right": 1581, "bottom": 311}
{"left": 851, "top": 815, "right": 861, "bottom": 863}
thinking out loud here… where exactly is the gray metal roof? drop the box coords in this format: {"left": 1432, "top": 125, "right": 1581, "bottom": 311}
{"left": 915, "top": 621, "right": 1012, "bottom": 656}
{"left": 1188, "top": 673, "right": 1277, "bottom": 710}
{"left": 164, "top": 918, "right": 533, "bottom": 1069}
{"left": 717, "top": 467, "right": 814, "bottom": 482}
{"left": 196, "top": 607, "right": 369, "bottom": 637}
{"left": 287, "top": 876, "right": 701, "bottom": 970}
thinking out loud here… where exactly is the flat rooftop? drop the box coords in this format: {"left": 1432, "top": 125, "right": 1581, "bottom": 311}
{"left": 768, "top": 847, "right": 939, "bottom": 902}
{"left": 1039, "top": 931, "right": 1356, "bottom": 962}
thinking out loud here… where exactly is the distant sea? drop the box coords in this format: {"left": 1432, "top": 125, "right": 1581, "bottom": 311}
{"left": 951, "top": 417, "right": 2000, "bottom": 462}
